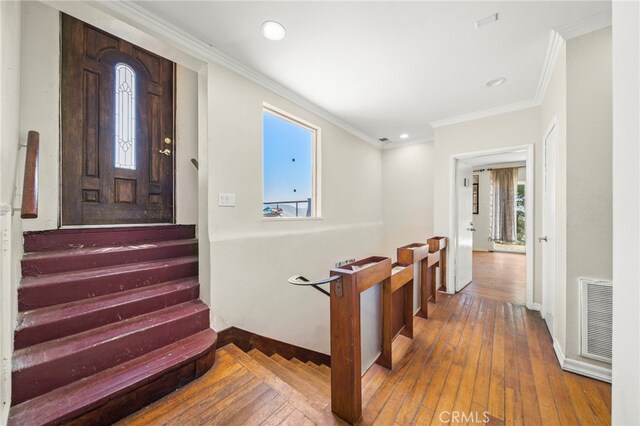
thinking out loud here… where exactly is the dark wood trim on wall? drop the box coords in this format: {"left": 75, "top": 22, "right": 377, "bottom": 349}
{"left": 217, "top": 327, "right": 331, "bottom": 367}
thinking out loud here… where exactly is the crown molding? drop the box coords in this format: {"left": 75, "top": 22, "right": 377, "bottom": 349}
{"left": 430, "top": 98, "right": 539, "bottom": 129}
{"left": 381, "top": 137, "right": 434, "bottom": 150}
{"left": 555, "top": 8, "right": 612, "bottom": 40}
{"left": 534, "top": 30, "right": 565, "bottom": 104}
{"left": 93, "top": 0, "right": 382, "bottom": 149}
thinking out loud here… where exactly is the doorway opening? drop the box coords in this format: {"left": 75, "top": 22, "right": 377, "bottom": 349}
{"left": 450, "top": 145, "right": 534, "bottom": 307}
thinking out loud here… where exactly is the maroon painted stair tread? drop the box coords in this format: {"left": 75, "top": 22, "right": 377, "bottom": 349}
{"left": 18, "top": 255, "right": 199, "bottom": 310}
{"left": 22, "top": 238, "right": 198, "bottom": 276}
{"left": 8, "top": 329, "right": 217, "bottom": 426}
{"left": 15, "top": 277, "right": 199, "bottom": 349}
{"left": 24, "top": 224, "right": 196, "bottom": 252}
{"left": 12, "top": 300, "right": 210, "bottom": 404}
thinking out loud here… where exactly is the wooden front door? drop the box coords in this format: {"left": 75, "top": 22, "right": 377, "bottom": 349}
{"left": 61, "top": 14, "right": 175, "bottom": 225}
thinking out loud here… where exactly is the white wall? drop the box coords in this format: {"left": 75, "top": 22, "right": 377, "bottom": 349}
{"left": 565, "top": 27, "right": 612, "bottom": 366}
{"left": 175, "top": 66, "right": 199, "bottom": 225}
{"left": 612, "top": 1, "right": 640, "bottom": 423}
{"left": 19, "top": 1, "right": 59, "bottom": 232}
{"left": 472, "top": 163, "right": 525, "bottom": 252}
{"left": 0, "top": 1, "right": 22, "bottom": 419}
{"left": 381, "top": 142, "right": 435, "bottom": 257}
{"left": 381, "top": 142, "right": 435, "bottom": 313}
{"left": 433, "top": 108, "right": 542, "bottom": 303}
{"left": 206, "top": 63, "right": 385, "bottom": 371}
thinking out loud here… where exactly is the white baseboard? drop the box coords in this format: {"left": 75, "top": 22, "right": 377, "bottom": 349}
{"left": 528, "top": 302, "right": 542, "bottom": 311}
{"left": 553, "top": 338, "right": 612, "bottom": 383}
{"left": 563, "top": 358, "right": 612, "bottom": 383}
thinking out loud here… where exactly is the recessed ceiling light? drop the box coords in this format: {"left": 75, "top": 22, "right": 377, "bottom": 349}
{"left": 262, "top": 21, "right": 286, "bottom": 41}
{"left": 400, "top": 134, "right": 409, "bottom": 139}
{"left": 486, "top": 77, "right": 506, "bottom": 88}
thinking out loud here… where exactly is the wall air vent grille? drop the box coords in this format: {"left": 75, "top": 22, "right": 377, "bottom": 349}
{"left": 580, "top": 278, "right": 612, "bottom": 362}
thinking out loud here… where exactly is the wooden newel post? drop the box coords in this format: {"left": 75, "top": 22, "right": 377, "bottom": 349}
{"left": 329, "top": 256, "right": 391, "bottom": 424}
{"left": 427, "top": 236, "right": 448, "bottom": 298}
{"left": 329, "top": 273, "right": 361, "bottom": 424}
{"left": 397, "top": 243, "right": 430, "bottom": 319}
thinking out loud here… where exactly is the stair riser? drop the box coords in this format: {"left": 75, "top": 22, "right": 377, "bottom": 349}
{"left": 22, "top": 241, "right": 198, "bottom": 277}
{"left": 14, "top": 284, "right": 199, "bottom": 350}
{"left": 12, "top": 307, "right": 210, "bottom": 405}
{"left": 18, "top": 260, "right": 198, "bottom": 311}
{"left": 24, "top": 225, "right": 196, "bottom": 253}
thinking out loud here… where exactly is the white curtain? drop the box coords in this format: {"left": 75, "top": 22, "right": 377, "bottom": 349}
{"left": 490, "top": 168, "right": 518, "bottom": 242}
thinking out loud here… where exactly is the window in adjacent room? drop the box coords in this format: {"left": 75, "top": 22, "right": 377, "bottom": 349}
{"left": 262, "top": 105, "right": 319, "bottom": 218}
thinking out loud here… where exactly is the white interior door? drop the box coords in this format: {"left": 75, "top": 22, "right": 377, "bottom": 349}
{"left": 542, "top": 122, "right": 558, "bottom": 336}
{"left": 456, "top": 160, "right": 474, "bottom": 291}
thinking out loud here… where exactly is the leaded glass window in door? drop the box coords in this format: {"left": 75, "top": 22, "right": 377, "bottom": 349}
{"left": 114, "top": 63, "right": 136, "bottom": 170}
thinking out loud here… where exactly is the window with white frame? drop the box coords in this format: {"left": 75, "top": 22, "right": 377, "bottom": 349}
{"left": 262, "top": 106, "right": 319, "bottom": 218}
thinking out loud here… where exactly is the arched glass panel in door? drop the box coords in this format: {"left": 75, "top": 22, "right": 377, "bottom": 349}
{"left": 114, "top": 63, "right": 136, "bottom": 170}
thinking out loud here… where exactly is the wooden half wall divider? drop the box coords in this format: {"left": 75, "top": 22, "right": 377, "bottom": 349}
{"left": 285, "top": 237, "right": 447, "bottom": 424}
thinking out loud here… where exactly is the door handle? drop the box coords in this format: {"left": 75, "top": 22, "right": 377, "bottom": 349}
{"left": 539, "top": 236, "right": 548, "bottom": 242}
{"left": 467, "top": 227, "right": 476, "bottom": 232}
{"left": 158, "top": 149, "right": 172, "bottom": 156}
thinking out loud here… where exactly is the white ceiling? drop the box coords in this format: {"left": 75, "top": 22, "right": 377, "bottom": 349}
{"left": 134, "top": 1, "right": 611, "bottom": 144}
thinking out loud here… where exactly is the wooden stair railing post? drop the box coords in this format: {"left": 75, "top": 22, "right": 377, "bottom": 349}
{"left": 379, "top": 274, "right": 393, "bottom": 369}
{"left": 427, "top": 237, "right": 448, "bottom": 299}
{"left": 379, "top": 262, "right": 414, "bottom": 370}
{"left": 21, "top": 131, "right": 39, "bottom": 219}
{"left": 329, "top": 272, "right": 361, "bottom": 424}
{"left": 425, "top": 251, "right": 439, "bottom": 303}
{"left": 329, "top": 256, "right": 391, "bottom": 424}
{"left": 398, "top": 243, "right": 430, "bottom": 319}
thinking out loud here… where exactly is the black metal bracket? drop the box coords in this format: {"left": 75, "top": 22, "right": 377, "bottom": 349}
{"left": 287, "top": 275, "right": 342, "bottom": 297}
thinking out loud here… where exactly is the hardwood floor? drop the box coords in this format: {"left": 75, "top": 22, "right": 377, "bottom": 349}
{"left": 119, "top": 292, "right": 610, "bottom": 425}
{"left": 463, "top": 251, "right": 526, "bottom": 304}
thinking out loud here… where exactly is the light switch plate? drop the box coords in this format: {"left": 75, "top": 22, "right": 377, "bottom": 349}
{"left": 218, "top": 193, "right": 236, "bottom": 207}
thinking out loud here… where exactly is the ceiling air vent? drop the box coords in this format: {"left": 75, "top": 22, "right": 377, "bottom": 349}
{"left": 378, "top": 138, "right": 389, "bottom": 142}
{"left": 580, "top": 278, "right": 612, "bottom": 362}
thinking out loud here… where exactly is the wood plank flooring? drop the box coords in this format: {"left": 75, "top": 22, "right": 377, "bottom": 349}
{"left": 463, "top": 251, "right": 526, "bottom": 304}
{"left": 119, "top": 293, "right": 610, "bottom": 425}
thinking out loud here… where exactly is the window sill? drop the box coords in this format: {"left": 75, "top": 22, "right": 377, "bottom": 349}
{"left": 262, "top": 216, "right": 323, "bottom": 223}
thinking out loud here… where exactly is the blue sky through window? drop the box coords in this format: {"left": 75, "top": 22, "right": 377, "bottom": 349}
{"left": 263, "top": 111, "right": 313, "bottom": 206}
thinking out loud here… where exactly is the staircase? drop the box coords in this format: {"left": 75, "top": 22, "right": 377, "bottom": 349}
{"left": 119, "top": 341, "right": 410, "bottom": 425}
{"left": 8, "top": 225, "right": 217, "bottom": 426}
{"left": 118, "top": 343, "right": 340, "bottom": 425}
